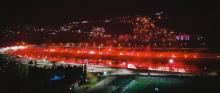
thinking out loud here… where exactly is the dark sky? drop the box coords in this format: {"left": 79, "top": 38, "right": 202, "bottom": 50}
{"left": 0, "top": 0, "right": 219, "bottom": 29}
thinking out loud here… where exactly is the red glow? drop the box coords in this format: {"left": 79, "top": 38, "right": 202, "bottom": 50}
{"left": 3, "top": 45, "right": 218, "bottom": 73}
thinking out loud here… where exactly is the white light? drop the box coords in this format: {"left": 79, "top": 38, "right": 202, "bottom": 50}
{"left": 76, "top": 50, "right": 81, "bottom": 53}
{"left": 0, "top": 46, "right": 27, "bottom": 53}
{"left": 49, "top": 49, "right": 56, "bottom": 52}
{"left": 155, "top": 88, "right": 159, "bottom": 92}
{"left": 104, "top": 71, "right": 107, "bottom": 76}
{"left": 184, "top": 54, "right": 188, "bottom": 58}
{"left": 172, "top": 54, "right": 176, "bottom": 58}
{"left": 119, "top": 52, "right": 124, "bottom": 55}
{"left": 89, "top": 51, "right": 95, "bottom": 54}
{"left": 193, "top": 55, "right": 197, "bottom": 58}
{"left": 148, "top": 67, "right": 153, "bottom": 70}
{"left": 122, "top": 62, "right": 126, "bottom": 65}
{"left": 169, "top": 59, "right": 174, "bottom": 63}
{"left": 98, "top": 52, "right": 102, "bottom": 54}
{"left": 128, "top": 64, "right": 136, "bottom": 69}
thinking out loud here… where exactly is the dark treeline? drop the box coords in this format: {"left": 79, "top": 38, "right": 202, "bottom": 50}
{"left": 0, "top": 54, "right": 86, "bottom": 93}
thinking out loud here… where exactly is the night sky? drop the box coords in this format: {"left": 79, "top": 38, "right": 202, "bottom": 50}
{"left": 0, "top": 0, "right": 219, "bottom": 30}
